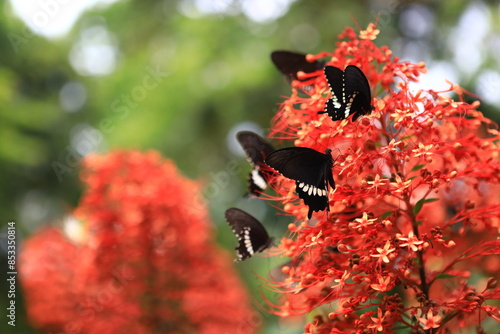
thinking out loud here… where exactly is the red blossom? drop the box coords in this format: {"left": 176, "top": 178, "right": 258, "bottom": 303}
{"left": 419, "top": 309, "right": 442, "bottom": 330}
{"left": 20, "top": 151, "right": 256, "bottom": 334}
{"left": 264, "top": 23, "right": 500, "bottom": 333}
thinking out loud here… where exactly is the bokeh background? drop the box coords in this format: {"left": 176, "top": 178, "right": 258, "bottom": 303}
{"left": 1, "top": 0, "right": 500, "bottom": 333}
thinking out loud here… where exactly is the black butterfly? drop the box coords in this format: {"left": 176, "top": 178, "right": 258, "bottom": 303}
{"left": 271, "top": 50, "right": 324, "bottom": 83}
{"left": 318, "top": 65, "right": 372, "bottom": 121}
{"left": 265, "top": 147, "right": 335, "bottom": 219}
{"left": 236, "top": 131, "right": 277, "bottom": 196}
{"left": 225, "top": 208, "right": 274, "bottom": 262}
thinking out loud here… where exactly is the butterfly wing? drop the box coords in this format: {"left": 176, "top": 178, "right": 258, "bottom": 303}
{"left": 271, "top": 51, "right": 324, "bottom": 82}
{"left": 320, "top": 66, "right": 346, "bottom": 120}
{"left": 225, "top": 208, "right": 273, "bottom": 262}
{"left": 344, "top": 65, "right": 372, "bottom": 121}
{"left": 236, "top": 131, "right": 276, "bottom": 196}
{"left": 265, "top": 147, "right": 335, "bottom": 218}
{"left": 320, "top": 65, "right": 372, "bottom": 121}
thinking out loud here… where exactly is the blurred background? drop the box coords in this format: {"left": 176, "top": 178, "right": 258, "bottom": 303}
{"left": 1, "top": 0, "right": 500, "bottom": 332}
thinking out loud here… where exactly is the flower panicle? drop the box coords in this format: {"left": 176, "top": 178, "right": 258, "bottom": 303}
{"left": 264, "top": 23, "right": 500, "bottom": 333}
{"left": 20, "top": 151, "right": 257, "bottom": 334}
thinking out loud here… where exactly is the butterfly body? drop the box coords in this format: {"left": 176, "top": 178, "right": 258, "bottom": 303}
{"left": 265, "top": 147, "right": 335, "bottom": 219}
{"left": 225, "top": 208, "right": 274, "bottom": 262}
{"left": 319, "top": 65, "right": 372, "bottom": 121}
{"left": 236, "top": 131, "right": 276, "bottom": 196}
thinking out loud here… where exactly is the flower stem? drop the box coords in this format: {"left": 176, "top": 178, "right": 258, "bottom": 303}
{"left": 405, "top": 198, "right": 429, "bottom": 298}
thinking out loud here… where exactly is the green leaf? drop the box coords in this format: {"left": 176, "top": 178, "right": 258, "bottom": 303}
{"left": 400, "top": 135, "right": 414, "bottom": 142}
{"left": 416, "top": 220, "right": 423, "bottom": 226}
{"left": 435, "top": 273, "right": 457, "bottom": 280}
{"left": 380, "top": 211, "right": 392, "bottom": 219}
{"left": 413, "top": 198, "right": 439, "bottom": 216}
{"left": 411, "top": 164, "right": 426, "bottom": 172}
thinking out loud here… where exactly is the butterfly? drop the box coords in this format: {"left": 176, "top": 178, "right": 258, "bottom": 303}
{"left": 265, "top": 147, "right": 335, "bottom": 219}
{"left": 318, "top": 65, "right": 373, "bottom": 121}
{"left": 271, "top": 50, "right": 324, "bottom": 83}
{"left": 236, "top": 131, "right": 277, "bottom": 196}
{"left": 225, "top": 208, "right": 274, "bottom": 262}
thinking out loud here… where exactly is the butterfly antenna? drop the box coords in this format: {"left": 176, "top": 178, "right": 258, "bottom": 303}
{"left": 332, "top": 147, "right": 345, "bottom": 162}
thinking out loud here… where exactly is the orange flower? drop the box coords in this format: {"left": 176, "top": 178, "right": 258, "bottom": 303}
{"left": 390, "top": 174, "right": 412, "bottom": 194}
{"left": 397, "top": 231, "right": 424, "bottom": 252}
{"left": 370, "top": 276, "right": 393, "bottom": 292}
{"left": 263, "top": 22, "right": 500, "bottom": 333}
{"left": 412, "top": 142, "right": 434, "bottom": 158}
{"left": 371, "top": 240, "right": 396, "bottom": 263}
{"left": 349, "top": 212, "right": 376, "bottom": 231}
{"left": 369, "top": 308, "right": 386, "bottom": 331}
{"left": 419, "top": 309, "right": 442, "bottom": 330}
{"left": 359, "top": 23, "right": 380, "bottom": 40}
{"left": 20, "top": 151, "right": 257, "bottom": 334}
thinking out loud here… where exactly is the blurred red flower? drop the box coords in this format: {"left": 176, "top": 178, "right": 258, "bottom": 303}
{"left": 267, "top": 23, "right": 500, "bottom": 333}
{"left": 20, "top": 151, "right": 256, "bottom": 334}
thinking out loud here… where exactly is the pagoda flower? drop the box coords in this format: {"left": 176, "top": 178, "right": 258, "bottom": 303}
{"left": 20, "top": 151, "right": 257, "bottom": 334}
{"left": 263, "top": 23, "right": 500, "bottom": 333}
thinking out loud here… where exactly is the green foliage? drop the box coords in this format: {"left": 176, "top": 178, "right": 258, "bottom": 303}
{"left": 413, "top": 197, "right": 439, "bottom": 216}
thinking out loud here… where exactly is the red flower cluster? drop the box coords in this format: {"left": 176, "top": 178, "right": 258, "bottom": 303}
{"left": 20, "top": 151, "right": 256, "bottom": 334}
{"left": 265, "top": 24, "right": 500, "bottom": 333}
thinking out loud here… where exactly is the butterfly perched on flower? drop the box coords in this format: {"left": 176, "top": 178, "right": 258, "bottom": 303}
{"left": 225, "top": 208, "right": 274, "bottom": 262}
{"left": 265, "top": 147, "right": 335, "bottom": 219}
{"left": 318, "top": 65, "right": 373, "bottom": 121}
{"left": 236, "top": 131, "right": 277, "bottom": 196}
{"left": 271, "top": 50, "right": 324, "bottom": 84}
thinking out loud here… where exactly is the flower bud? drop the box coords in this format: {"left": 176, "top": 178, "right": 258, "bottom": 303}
{"left": 339, "top": 225, "right": 350, "bottom": 234}
{"left": 432, "top": 179, "right": 440, "bottom": 188}
{"left": 486, "top": 277, "right": 498, "bottom": 290}
{"left": 337, "top": 244, "right": 348, "bottom": 253}
{"left": 465, "top": 200, "right": 475, "bottom": 209}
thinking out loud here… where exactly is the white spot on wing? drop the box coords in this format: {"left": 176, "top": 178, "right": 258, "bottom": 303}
{"left": 342, "top": 82, "right": 346, "bottom": 104}
{"left": 251, "top": 169, "right": 267, "bottom": 190}
{"left": 327, "top": 80, "right": 342, "bottom": 109}
{"left": 345, "top": 91, "right": 358, "bottom": 118}
{"left": 308, "top": 186, "right": 313, "bottom": 196}
{"left": 243, "top": 228, "right": 254, "bottom": 255}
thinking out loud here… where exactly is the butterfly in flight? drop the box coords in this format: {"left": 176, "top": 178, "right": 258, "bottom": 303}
{"left": 271, "top": 50, "right": 324, "bottom": 84}
{"left": 318, "top": 65, "right": 373, "bottom": 121}
{"left": 225, "top": 208, "right": 274, "bottom": 262}
{"left": 236, "top": 131, "right": 277, "bottom": 197}
{"left": 265, "top": 147, "right": 335, "bottom": 219}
